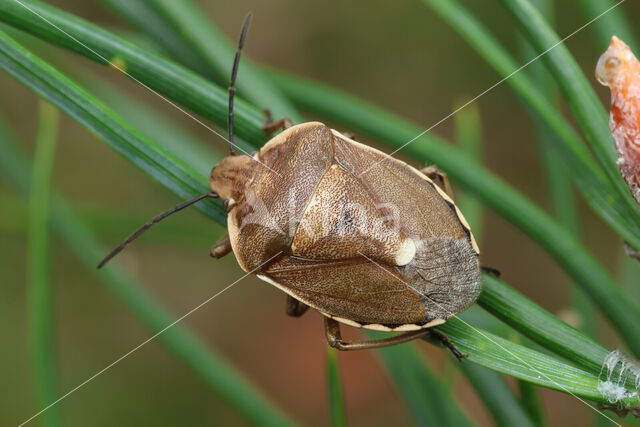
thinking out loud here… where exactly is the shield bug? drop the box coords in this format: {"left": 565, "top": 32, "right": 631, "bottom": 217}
{"left": 98, "top": 14, "right": 481, "bottom": 357}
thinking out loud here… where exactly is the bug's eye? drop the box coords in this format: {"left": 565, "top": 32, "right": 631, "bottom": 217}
{"left": 223, "top": 198, "right": 236, "bottom": 211}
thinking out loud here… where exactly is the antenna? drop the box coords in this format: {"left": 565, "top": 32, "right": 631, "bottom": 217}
{"left": 98, "top": 15, "right": 253, "bottom": 269}
{"left": 228, "top": 12, "right": 253, "bottom": 155}
{"left": 97, "top": 192, "right": 218, "bottom": 269}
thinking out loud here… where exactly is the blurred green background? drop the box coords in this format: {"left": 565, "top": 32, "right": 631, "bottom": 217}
{"left": 1, "top": 0, "right": 639, "bottom": 425}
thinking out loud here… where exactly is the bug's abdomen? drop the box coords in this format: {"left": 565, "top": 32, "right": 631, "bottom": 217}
{"left": 260, "top": 255, "right": 428, "bottom": 325}
{"left": 400, "top": 237, "right": 481, "bottom": 320}
{"left": 259, "top": 233, "right": 479, "bottom": 327}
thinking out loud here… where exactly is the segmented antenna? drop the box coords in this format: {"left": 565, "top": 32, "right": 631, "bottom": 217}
{"left": 228, "top": 12, "right": 253, "bottom": 155}
{"left": 98, "top": 15, "right": 253, "bottom": 269}
{"left": 97, "top": 192, "right": 218, "bottom": 269}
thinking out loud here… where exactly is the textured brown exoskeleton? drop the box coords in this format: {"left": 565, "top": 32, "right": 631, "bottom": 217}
{"left": 98, "top": 14, "right": 481, "bottom": 356}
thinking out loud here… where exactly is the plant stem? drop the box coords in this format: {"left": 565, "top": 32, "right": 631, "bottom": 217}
{"left": 519, "top": 0, "right": 596, "bottom": 339}
{"left": 375, "top": 342, "right": 474, "bottom": 426}
{"left": 498, "top": 0, "right": 640, "bottom": 234}
{"left": 518, "top": 381, "right": 546, "bottom": 427}
{"left": 0, "top": 0, "right": 266, "bottom": 148}
{"left": 27, "top": 99, "right": 60, "bottom": 427}
{"left": 578, "top": 0, "right": 638, "bottom": 51}
{"left": 100, "top": 0, "right": 213, "bottom": 79}
{"left": 454, "top": 101, "right": 484, "bottom": 240}
{"left": 453, "top": 104, "right": 537, "bottom": 427}
{"left": 421, "top": 0, "right": 640, "bottom": 248}
{"left": 436, "top": 318, "right": 639, "bottom": 409}
{"left": 266, "top": 68, "right": 640, "bottom": 357}
{"left": 1, "top": 119, "right": 295, "bottom": 427}
{"left": 136, "top": 0, "right": 303, "bottom": 123}
{"left": 326, "top": 348, "right": 347, "bottom": 427}
{"left": 2, "top": 0, "right": 639, "bottom": 350}
{"left": 460, "top": 363, "right": 535, "bottom": 427}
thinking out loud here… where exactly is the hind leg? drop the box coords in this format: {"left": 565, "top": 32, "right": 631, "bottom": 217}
{"left": 324, "top": 317, "right": 427, "bottom": 350}
{"left": 323, "top": 317, "right": 465, "bottom": 360}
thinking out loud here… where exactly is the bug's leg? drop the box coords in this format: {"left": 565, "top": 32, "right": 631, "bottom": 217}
{"left": 342, "top": 131, "right": 357, "bottom": 141}
{"left": 286, "top": 296, "right": 309, "bottom": 318}
{"left": 325, "top": 317, "right": 427, "bottom": 350}
{"left": 263, "top": 109, "right": 293, "bottom": 137}
{"left": 624, "top": 242, "right": 640, "bottom": 261}
{"left": 421, "top": 165, "right": 454, "bottom": 199}
{"left": 210, "top": 233, "right": 232, "bottom": 259}
{"left": 427, "top": 328, "right": 466, "bottom": 361}
{"left": 324, "top": 318, "right": 466, "bottom": 360}
{"left": 481, "top": 265, "right": 501, "bottom": 277}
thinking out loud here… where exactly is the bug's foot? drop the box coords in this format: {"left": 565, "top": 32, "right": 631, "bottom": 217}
{"left": 481, "top": 265, "right": 501, "bottom": 277}
{"left": 429, "top": 328, "right": 466, "bottom": 361}
{"left": 624, "top": 241, "right": 640, "bottom": 261}
{"left": 450, "top": 346, "right": 467, "bottom": 362}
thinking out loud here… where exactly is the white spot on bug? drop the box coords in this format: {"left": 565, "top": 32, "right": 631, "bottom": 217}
{"left": 326, "top": 313, "right": 446, "bottom": 332}
{"left": 469, "top": 235, "right": 480, "bottom": 255}
{"left": 598, "top": 349, "right": 640, "bottom": 404}
{"left": 330, "top": 129, "right": 353, "bottom": 142}
{"left": 430, "top": 178, "right": 456, "bottom": 205}
{"left": 395, "top": 238, "right": 417, "bottom": 266}
{"left": 365, "top": 324, "right": 393, "bottom": 332}
{"left": 423, "top": 318, "right": 446, "bottom": 328}
{"left": 392, "top": 323, "right": 422, "bottom": 332}
{"left": 454, "top": 205, "right": 471, "bottom": 231}
{"left": 256, "top": 274, "right": 295, "bottom": 297}
{"left": 332, "top": 316, "right": 362, "bottom": 328}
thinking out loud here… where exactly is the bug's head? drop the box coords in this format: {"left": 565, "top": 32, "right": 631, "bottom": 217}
{"left": 209, "top": 154, "right": 254, "bottom": 202}
{"left": 210, "top": 11, "right": 256, "bottom": 205}
{"left": 96, "top": 13, "right": 254, "bottom": 270}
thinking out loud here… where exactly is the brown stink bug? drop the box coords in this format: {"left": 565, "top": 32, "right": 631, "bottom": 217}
{"left": 98, "top": 14, "right": 481, "bottom": 357}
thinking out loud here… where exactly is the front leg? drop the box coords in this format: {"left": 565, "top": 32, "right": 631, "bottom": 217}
{"left": 421, "top": 165, "right": 453, "bottom": 199}
{"left": 210, "top": 233, "right": 232, "bottom": 259}
{"left": 263, "top": 109, "right": 293, "bottom": 137}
